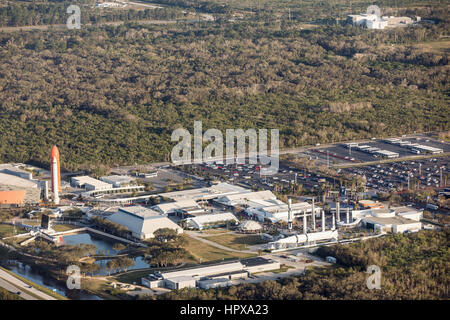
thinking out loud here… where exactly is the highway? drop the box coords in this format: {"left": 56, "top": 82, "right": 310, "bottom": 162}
{"left": 0, "top": 268, "right": 57, "bottom": 300}
{"left": 0, "top": 277, "right": 37, "bottom": 300}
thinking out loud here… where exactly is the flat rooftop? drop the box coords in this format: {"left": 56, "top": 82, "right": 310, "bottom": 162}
{"left": 72, "top": 176, "right": 112, "bottom": 188}
{"left": 100, "top": 175, "right": 134, "bottom": 183}
{"left": 0, "top": 173, "right": 38, "bottom": 189}
{"left": 363, "top": 215, "right": 419, "bottom": 225}
{"left": 392, "top": 206, "right": 422, "bottom": 214}
{"left": 159, "top": 183, "right": 250, "bottom": 201}
{"left": 118, "top": 206, "right": 161, "bottom": 219}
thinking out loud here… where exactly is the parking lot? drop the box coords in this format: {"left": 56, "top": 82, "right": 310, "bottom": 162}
{"left": 338, "top": 157, "right": 448, "bottom": 192}
{"left": 171, "top": 134, "right": 449, "bottom": 195}
{"left": 306, "top": 135, "right": 450, "bottom": 166}
{"left": 175, "top": 161, "right": 338, "bottom": 193}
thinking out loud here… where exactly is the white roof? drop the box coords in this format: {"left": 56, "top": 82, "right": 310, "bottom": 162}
{"left": 413, "top": 145, "right": 443, "bottom": 152}
{"left": 259, "top": 201, "right": 315, "bottom": 214}
{"left": 0, "top": 173, "right": 38, "bottom": 189}
{"left": 238, "top": 220, "right": 262, "bottom": 231}
{"left": 218, "top": 190, "right": 277, "bottom": 204}
{"left": 107, "top": 206, "right": 182, "bottom": 238}
{"left": 186, "top": 212, "right": 238, "bottom": 228}
{"left": 117, "top": 206, "right": 161, "bottom": 218}
{"left": 152, "top": 200, "right": 200, "bottom": 213}
{"left": 392, "top": 206, "right": 422, "bottom": 214}
{"left": 375, "top": 150, "right": 399, "bottom": 156}
{"left": 100, "top": 175, "right": 134, "bottom": 184}
{"left": 72, "top": 176, "right": 112, "bottom": 188}
{"left": 161, "top": 261, "right": 243, "bottom": 279}
{"left": 159, "top": 183, "right": 250, "bottom": 202}
{"left": 0, "top": 164, "right": 33, "bottom": 179}
{"left": 165, "top": 276, "right": 196, "bottom": 283}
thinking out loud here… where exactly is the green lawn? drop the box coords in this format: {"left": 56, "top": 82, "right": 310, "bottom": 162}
{"left": 112, "top": 269, "right": 152, "bottom": 285}
{"left": 199, "top": 228, "right": 230, "bottom": 235}
{"left": 205, "top": 233, "right": 266, "bottom": 251}
{"left": 0, "top": 224, "right": 27, "bottom": 238}
{"left": 52, "top": 224, "right": 79, "bottom": 232}
{"left": 183, "top": 235, "right": 255, "bottom": 263}
{"left": 271, "top": 265, "right": 295, "bottom": 274}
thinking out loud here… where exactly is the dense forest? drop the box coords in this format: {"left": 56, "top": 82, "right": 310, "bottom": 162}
{"left": 143, "top": 230, "right": 449, "bottom": 300}
{"left": 0, "top": 0, "right": 448, "bottom": 170}
{"left": 0, "top": 1, "right": 182, "bottom": 27}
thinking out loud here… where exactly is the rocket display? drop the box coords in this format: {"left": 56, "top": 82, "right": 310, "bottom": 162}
{"left": 50, "top": 145, "right": 61, "bottom": 205}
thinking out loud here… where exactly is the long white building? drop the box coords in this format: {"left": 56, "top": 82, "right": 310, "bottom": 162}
{"left": 158, "top": 182, "right": 250, "bottom": 202}
{"left": 215, "top": 190, "right": 282, "bottom": 208}
{"left": 185, "top": 212, "right": 238, "bottom": 230}
{"left": 71, "top": 176, "right": 113, "bottom": 191}
{"left": 151, "top": 199, "right": 203, "bottom": 215}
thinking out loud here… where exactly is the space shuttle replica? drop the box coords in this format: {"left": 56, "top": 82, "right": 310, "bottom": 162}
{"left": 50, "top": 145, "right": 61, "bottom": 205}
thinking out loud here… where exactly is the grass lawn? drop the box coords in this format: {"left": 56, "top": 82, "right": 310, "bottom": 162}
{"left": 271, "top": 265, "right": 295, "bottom": 274}
{"left": 80, "top": 277, "right": 127, "bottom": 300}
{"left": 52, "top": 224, "right": 79, "bottom": 232}
{"left": 0, "top": 224, "right": 27, "bottom": 238}
{"left": 183, "top": 235, "right": 255, "bottom": 263}
{"left": 415, "top": 40, "right": 450, "bottom": 53}
{"left": 199, "top": 228, "right": 230, "bottom": 235}
{"left": 205, "top": 233, "right": 266, "bottom": 251}
{"left": 112, "top": 269, "right": 152, "bottom": 285}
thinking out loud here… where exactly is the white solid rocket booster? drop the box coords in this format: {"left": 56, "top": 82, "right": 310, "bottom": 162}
{"left": 52, "top": 157, "right": 60, "bottom": 205}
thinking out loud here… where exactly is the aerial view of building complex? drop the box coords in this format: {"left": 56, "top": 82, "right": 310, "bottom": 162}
{"left": 0, "top": 0, "right": 447, "bottom": 316}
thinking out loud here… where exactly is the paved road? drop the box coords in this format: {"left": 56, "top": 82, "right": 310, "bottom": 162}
{"left": 0, "top": 268, "right": 57, "bottom": 300}
{"left": 0, "top": 277, "right": 37, "bottom": 300}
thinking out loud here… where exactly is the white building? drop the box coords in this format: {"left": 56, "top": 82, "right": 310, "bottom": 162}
{"left": 356, "top": 207, "right": 422, "bottom": 234}
{"left": 106, "top": 206, "right": 183, "bottom": 239}
{"left": 100, "top": 175, "right": 135, "bottom": 188}
{"left": 185, "top": 212, "right": 238, "bottom": 230}
{"left": 159, "top": 182, "right": 250, "bottom": 202}
{"left": 0, "top": 164, "right": 33, "bottom": 180}
{"left": 266, "top": 230, "right": 339, "bottom": 250}
{"left": 71, "top": 176, "right": 113, "bottom": 191}
{"left": 164, "top": 276, "right": 197, "bottom": 290}
{"left": 151, "top": 199, "right": 203, "bottom": 215}
{"left": 198, "top": 278, "right": 232, "bottom": 290}
{"left": 238, "top": 220, "right": 263, "bottom": 233}
{"left": 215, "top": 190, "right": 279, "bottom": 208}
{"left": 142, "top": 257, "right": 280, "bottom": 290}
{"left": 246, "top": 201, "right": 320, "bottom": 223}
{"left": 392, "top": 206, "right": 423, "bottom": 221}
{"left": 348, "top": 14, "right": 413, "bottom": 30}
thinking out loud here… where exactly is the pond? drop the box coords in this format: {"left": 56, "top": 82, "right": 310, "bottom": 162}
{"left": 3, "top": 261, "right": 103, "bottom": 300}
{"left": 61, "top": 232, "right": 151, "bottom": 276}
